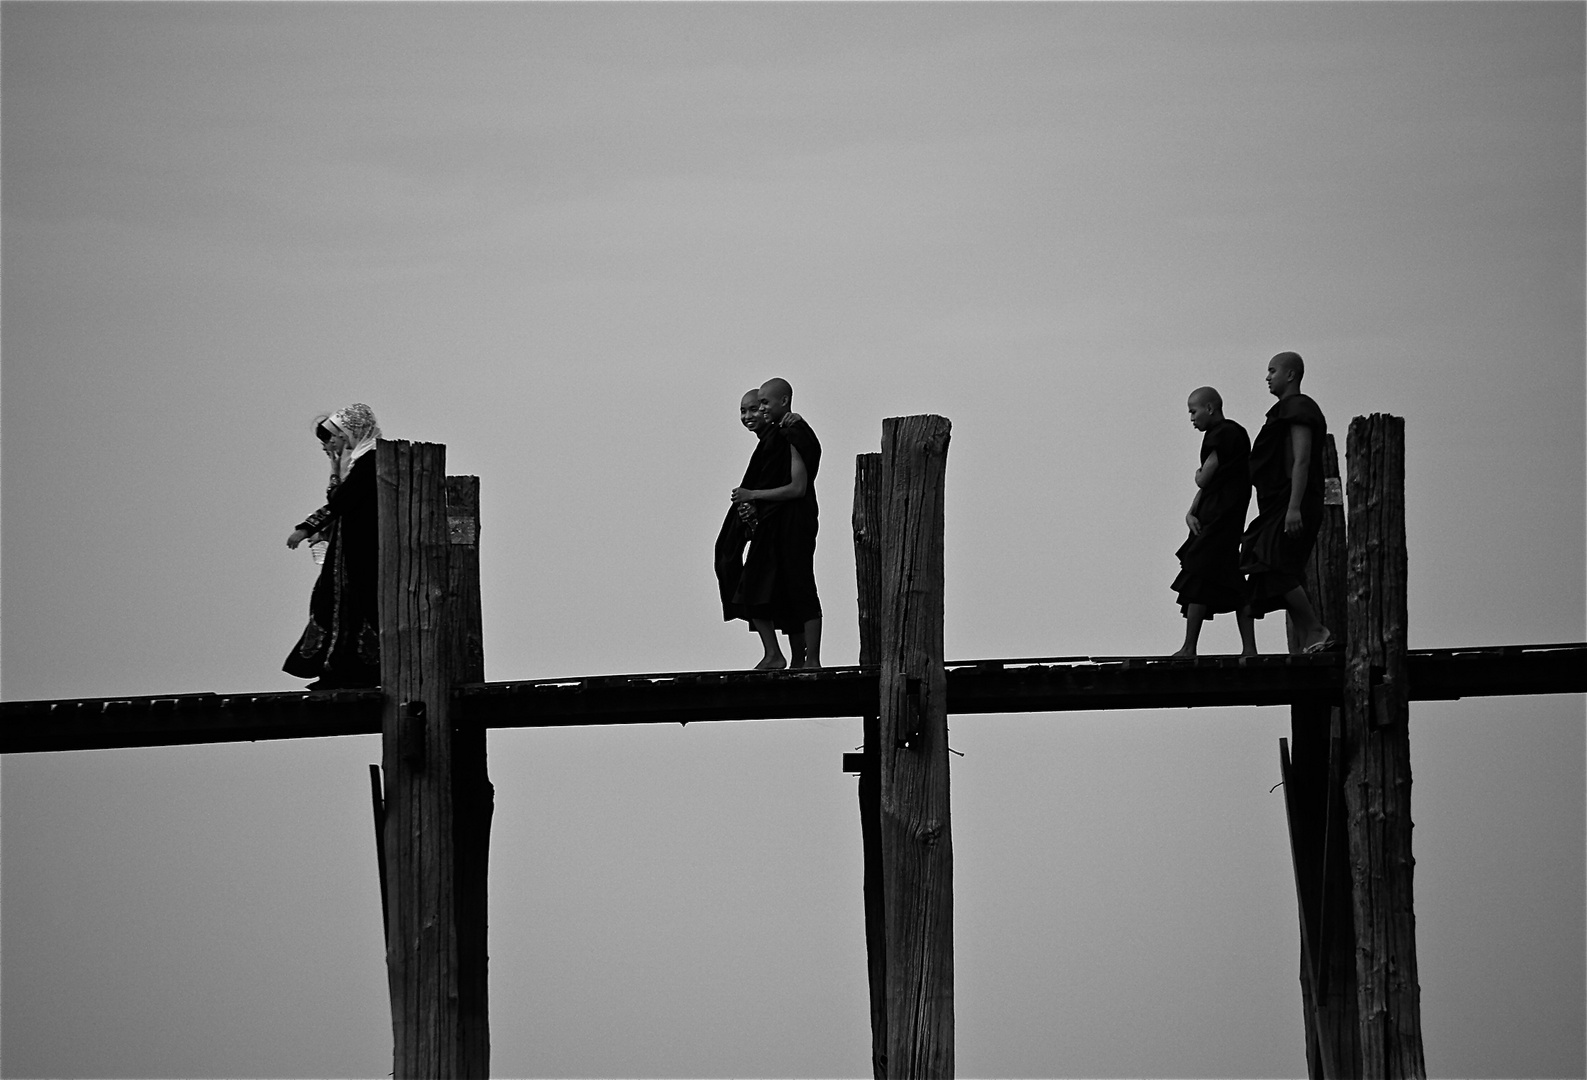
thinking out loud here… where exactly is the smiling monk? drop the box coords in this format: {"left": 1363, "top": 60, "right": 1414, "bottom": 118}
{"left": 726, "top": 378, "right": 824, "bottom": 669}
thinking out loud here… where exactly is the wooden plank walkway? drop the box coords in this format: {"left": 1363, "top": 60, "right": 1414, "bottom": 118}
{"left": 4, "top": 642, "right": 1580, "bottom": 754}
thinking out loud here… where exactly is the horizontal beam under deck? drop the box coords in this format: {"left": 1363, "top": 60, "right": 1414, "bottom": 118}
{"left": 3, "top": 643, "right": 1581, "bottom": 754}
{"left": 0, "top": 689, "right": 386, "bottom": 753}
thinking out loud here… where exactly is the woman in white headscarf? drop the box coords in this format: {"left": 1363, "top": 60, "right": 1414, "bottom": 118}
{"left": 284, "top": 403, "right": 382, "bottom": 689}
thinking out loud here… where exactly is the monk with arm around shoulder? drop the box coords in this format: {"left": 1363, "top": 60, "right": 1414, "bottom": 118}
{"left": 730, "top": 433, "right": 811, "bottom": 669}
{"left": 725, "top": 377, "right": 824, "bottom": 669}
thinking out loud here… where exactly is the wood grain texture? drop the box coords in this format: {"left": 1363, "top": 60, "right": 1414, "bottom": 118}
{"left": 5, "top": 643, "right": 1577, "bottom": 752}
{"left": 852, "top": 451, "right": 888, "bottom": 1080}
{"left": 1343, "top": 415, "right": 1426, "bottom": 1080}
{"left": 1287, "top": 434, "right": 1361, "bottom": 1079}
{"left": 1303, "top": 434, "right": 1348, "bottom": 639}
{"left": 446, "top": 475, "right": 492, "bottom": 1078}
{"left": 877, "top": 416, "right": 954, "bottom": 1079}
{"left": 854, "top": 452, "right": 886, "bottom": 669}
{"left": 378, "top": 441, "right": 473, "bottom": 1079}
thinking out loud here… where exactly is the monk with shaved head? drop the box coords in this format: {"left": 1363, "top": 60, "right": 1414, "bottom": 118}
{"left": 715, "top": 390, "right": 772, "bottom": 642}
{"left": 725, "top": 377, "right": 824, "bottom": 668}
{"left": 1239, "top": 351, "right": 1333, "bottom": 653}
{"left": 1171, "top": 386, "right": 1256, "bottom": 656}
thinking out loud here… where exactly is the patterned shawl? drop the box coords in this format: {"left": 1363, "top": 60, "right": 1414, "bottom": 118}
{"left": 322, "top": 403, "right": 382, "bottom": 481}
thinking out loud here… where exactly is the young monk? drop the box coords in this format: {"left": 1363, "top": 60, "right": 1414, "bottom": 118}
{"left": 725, "top": 378, "right": 823, "bottom": 669}
{"left": 716, "top": 387, "right": 803, "bottom": 669}
{"left": 1239, "top": 352, "right": 1333, "bottom": 653}
{"left": 1170, "top": 387, "right": 1256, "bottom": 657}
{"left": 754, "top": 377, "right": 823, "bottom": 668}
{"left": 714, "top": 389, "right": 768, "bottom": 637}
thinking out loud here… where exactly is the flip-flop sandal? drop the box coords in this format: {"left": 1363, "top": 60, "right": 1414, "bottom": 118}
{"left": 1304, "top": 633, "right": 1338, "bottom": 654}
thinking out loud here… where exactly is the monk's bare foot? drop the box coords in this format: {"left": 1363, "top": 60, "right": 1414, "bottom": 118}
{"left": 1169, "top": 645, "right": 1196, "bottom": 658}
{"left": 754, "top": 655, "right": 787, "bottom": 671}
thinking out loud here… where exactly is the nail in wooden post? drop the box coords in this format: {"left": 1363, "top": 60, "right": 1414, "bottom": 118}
{"left": 377, "top": 440, "right": 475, "bottom": 1079}
{"left": 1343, "top": 415, "right": 1426, "bottom": 1079}
{"left": 447, "top": 474, "right": 492, "bottom": 1078}
{"left": 877, "top": 416, "right": 953, "bottom": 1079}
{"left": 852, "top": 451, "right": 888, "bottom": 1080}
{"left": 1284, "top": 434, "right": 1361, "bottom": 1078}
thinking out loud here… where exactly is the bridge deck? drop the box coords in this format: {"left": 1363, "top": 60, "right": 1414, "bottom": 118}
{"left": 3, "top": 643, "right": 1581, "bottom": 754}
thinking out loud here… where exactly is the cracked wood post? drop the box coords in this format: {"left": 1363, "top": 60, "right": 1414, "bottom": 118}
{"left": 1285, "top": 434, "right": 1361, "bottom": 1078}
{"left": 446, "top": 475, "right": 492, "bottom": 1077}
{"left": 852, "top": 451, "right": 888, "bottom": 1080}
{"left": 377, "top": 441, "right": 489, "bottom": 1078}
{"left": 1343, "top": 415, "right": 1426, "bottom": 1079}
{"left": 877, "top": 415, "right": 953, "bottom": 1079}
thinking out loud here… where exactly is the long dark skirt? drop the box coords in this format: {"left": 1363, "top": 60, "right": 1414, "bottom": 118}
{"left": 284, "top": 460, "right": 379, "bottom": 687}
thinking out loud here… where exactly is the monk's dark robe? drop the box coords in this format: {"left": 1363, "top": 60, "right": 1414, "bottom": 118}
{"left": 714, "top": 430, "right": 779, "bottom": 623}
{"left": 1171, "top": 418, "right": 1251, "bottom": 617}
{"left": 777, "top": 418, "right": 822, "bottom": 625}
{"left": 716, "top": 422, "right": 823, "bottom": 632}
{"left": 1240, "top": 393, "right": 1327, "bottom": 617}
{"left": 284, "top": 453, "right": 380, "bottom": 687}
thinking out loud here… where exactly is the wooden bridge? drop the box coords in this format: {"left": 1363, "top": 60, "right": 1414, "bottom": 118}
{"left": 3, "top": 644, "right": 1578, "bottom": 754}
{"left": 3, "top": 412, "right": 1582, "bottom": 1079}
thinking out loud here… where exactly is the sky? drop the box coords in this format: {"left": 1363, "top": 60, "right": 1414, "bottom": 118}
{"left": 2, "top": 3, "right": 1583, "bottom": 1078}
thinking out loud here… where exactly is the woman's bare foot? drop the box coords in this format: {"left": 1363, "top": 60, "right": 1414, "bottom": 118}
{"left": 1303, "top": 627, "right": 1336, "bottom": 653}
{"left": 754, "top": 654, "right": 787, "bottom": 671}
{"left": 1169, "top": 645, "right": 1197, "bottom": 658}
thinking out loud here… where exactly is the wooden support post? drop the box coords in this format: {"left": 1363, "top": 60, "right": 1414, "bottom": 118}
{"left": 852, "top": 451, "right": 888, "bottom": 1080}
{"left": 1343, "top": 415, "right": 1426, "bottom": 1079}
{"left": 446, "top": 475, "right": 492, "bottom": 1077}
{"left": 1299, "top": 435, "right": 1347, "bottom": 643}
{"left": 1284, "top": 434, "right": 1361, "bottom": 1079}
{"left": 377, "top": 441, "right": 489, "bottom": 1079}
{"left": 876, "top": 416, "right": 953, "bottom": 1079}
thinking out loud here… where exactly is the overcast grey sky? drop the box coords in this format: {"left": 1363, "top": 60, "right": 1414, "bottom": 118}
{"left": 3, "top": 3, "right": 1583, "bottom": 1078}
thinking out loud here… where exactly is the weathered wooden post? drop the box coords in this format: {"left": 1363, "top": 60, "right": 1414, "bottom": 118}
{"left": 852, "top": 451, "right": 888, "bottom": 1080}
{"left": 377, "top": 441, "right": 491, "bottom": 1079}
{"left": 446, "top": 475, "right": 492, "bottom": 1076}
{"left": 1297, "top": 434, "right": 1347, "bottom": 652}
{"left": 1280, "top": 434, "right": 1361, "bottom": 1079}
{"left": 876, "top": 415, "right": 954, "bottom": 1078}
{"left": 1343, "top": 415, "right": 1426, "bottom": 1079}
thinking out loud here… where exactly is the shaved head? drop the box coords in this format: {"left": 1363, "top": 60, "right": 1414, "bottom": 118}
{"left": 739, "top": 388, "right": 767, "bottom": 433}
{"left": 1271, "top": 351, "right": 1305, "bottom": 381}
{"left": 758, "top": 377, "right": 793, "bottom": 422}
{"left": 1189, "top": 386, "right": 1223, "bottom": 411}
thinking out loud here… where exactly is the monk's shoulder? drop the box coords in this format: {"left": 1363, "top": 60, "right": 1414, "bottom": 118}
{"left": 1216, "top": 419, "right": 1251, "bottom": 457}
{"left": 1279, "top": 394, "right": 1326, "bottom": 433}
{"left": 784, "top": 419, "right": 820, "bottom": 460}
